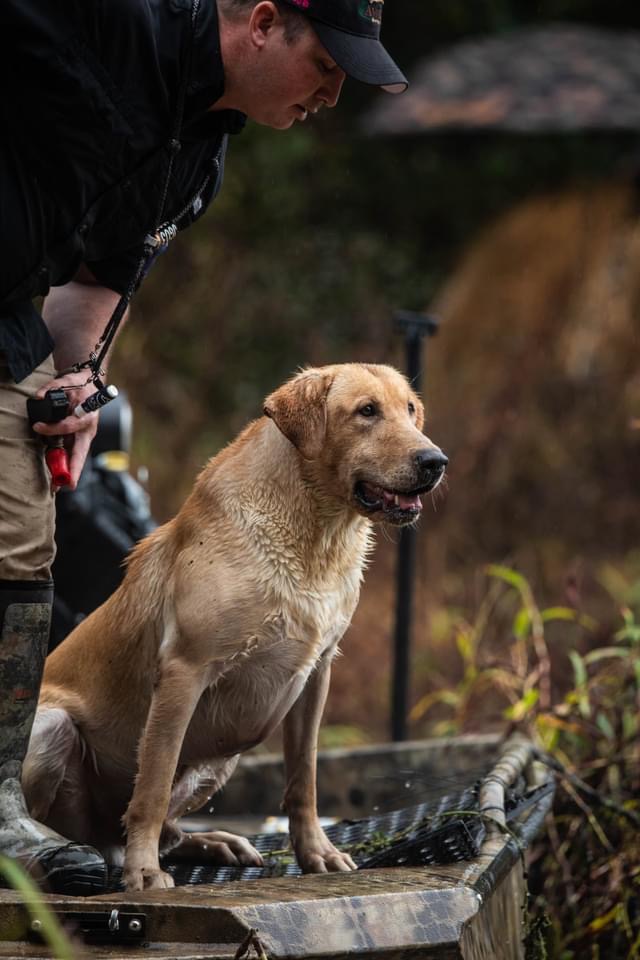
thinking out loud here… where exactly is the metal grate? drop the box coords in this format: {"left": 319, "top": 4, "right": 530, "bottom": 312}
{"left": 105, "top": 775, "right": 552, "bottom": 890}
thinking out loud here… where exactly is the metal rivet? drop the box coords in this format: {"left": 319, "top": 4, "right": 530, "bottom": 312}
{"left": 128, "top": 918, "right": 143, "bottom": 934}
{"left": 30, "top": 919, "right": 42, "bottom": 932}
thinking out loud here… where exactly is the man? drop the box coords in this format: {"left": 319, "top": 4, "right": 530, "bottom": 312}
{"left": 0, "top": 0, "right": 407, "bottom": 893}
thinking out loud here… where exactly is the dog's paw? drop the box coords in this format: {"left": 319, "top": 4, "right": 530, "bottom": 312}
{"left": 296, "top": 840, "right": 358, "bottom": 874}
{"left": 124, "top": 865, "right": 175, "bottom": 891}
{"left": 192, "top": 831, "right": 264, "bottom": 867}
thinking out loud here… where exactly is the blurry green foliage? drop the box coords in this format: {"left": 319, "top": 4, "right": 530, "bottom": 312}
{"left": 411, "top": 564, "right": 640, "bottom": 959}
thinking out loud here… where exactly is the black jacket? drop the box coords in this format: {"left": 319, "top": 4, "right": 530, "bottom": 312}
{"left": 0, "top": 0, "right": 245, "bottom": 381}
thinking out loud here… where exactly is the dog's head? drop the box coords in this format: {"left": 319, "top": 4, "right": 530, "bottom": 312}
{"left": 264, "top": 363, "right": 447, "bottom": 526}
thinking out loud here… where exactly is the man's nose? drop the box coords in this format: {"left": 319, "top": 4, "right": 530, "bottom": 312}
{"left": 321, "top": 68, "right": 346, "bottom": 108}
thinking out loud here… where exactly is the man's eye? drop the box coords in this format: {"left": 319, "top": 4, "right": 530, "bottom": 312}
{"left": 358, "top": 404, "right": 377, "bottom": 418}
{"left": 318, "top": 60, "right": 333, "bottom": 75}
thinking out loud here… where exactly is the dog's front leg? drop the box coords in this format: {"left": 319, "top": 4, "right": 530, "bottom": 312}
{"left": 282, "top": 655, "right": 357, "bottom": 873}
{"left": 123, "top": 655, "right": 206, "bottom": 891}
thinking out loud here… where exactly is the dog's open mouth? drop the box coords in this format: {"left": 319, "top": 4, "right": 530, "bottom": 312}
{"left": 354, "top": 480, "right": 428, "bottom": 524}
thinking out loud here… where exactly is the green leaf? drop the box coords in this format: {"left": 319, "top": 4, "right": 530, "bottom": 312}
{"left": 568, "top": 650, "right": 587, "bottom": 687}
{"left": 541, "top": 606, "right": 578, "bottom": 622}
{"left": 485, "top": 564, "right": 526, "bottom": 592}
{"left": 504, "top": 688, "right": 539, "bottom": 721}
{"left": 588, "top": 903, "right": 620, "bottom": 933}
{"left": 595, "top": 712, "right": 615, "bottom": 740}
{"left": 583, "top": 646, "right": 632, "bottom": 666}
{"left": 456, "top": 627, "right": 475, "bottom": 664}
{"left": 615, "top": 624, "right": 640, "bottom": 644}
{"left": 622, "top": 710, "right": 637, "bottom": 740}
{"left": 513, "top": 607, "right": 531, "bottom": 639}
{"left": 541, "top": 606, "right": 597, "bottom": 630}
{"left": 409, "top": 688, "right": 459, "bottom": 722}
{"left": 0, "top": 856, "right": 75, "bottom": 959}
{"left": 568, "top": 650, "right": 591, "bottom": 717}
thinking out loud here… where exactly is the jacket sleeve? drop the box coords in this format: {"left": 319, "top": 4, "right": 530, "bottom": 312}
{"left": 86, "top": 244, "right": 166, "bottom": 297}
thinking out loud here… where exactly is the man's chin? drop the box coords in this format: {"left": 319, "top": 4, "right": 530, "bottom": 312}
{"left": 253, "top": 114, "right": 296, "bottom": 131}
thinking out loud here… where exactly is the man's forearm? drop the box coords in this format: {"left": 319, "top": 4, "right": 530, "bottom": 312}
{"left": 42, "top": 280, "right": 126, "bottom": 373}
{"left": 35, "top": 278, "right": 129, "bottom": 488}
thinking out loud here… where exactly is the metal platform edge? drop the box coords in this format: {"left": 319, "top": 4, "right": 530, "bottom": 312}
{"left": 0, "top": 736, "right": 554, "bottom": 959}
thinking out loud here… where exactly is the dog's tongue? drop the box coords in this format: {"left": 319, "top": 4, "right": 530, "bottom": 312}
{"left": 382, "top": 490, "right": 422, "bottom": 511}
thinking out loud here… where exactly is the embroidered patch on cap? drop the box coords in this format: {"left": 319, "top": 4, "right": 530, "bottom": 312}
{"left": 358, "top": 0, "right": 383, "bottom": 25}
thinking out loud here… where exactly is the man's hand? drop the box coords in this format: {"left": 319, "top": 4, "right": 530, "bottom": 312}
{"left": 31, "top": 373, "right": 100, "bottom": 490}
{"left": 40, "top": 272, "right": 127, "bottom": 488}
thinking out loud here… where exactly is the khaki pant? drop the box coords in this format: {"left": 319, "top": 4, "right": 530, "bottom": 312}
{"left": 0, "top": 356, "right": 56, "bottom": 580}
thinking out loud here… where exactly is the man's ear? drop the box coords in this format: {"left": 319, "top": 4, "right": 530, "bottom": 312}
{"left": 263, "top": 368, "right": 333, "bottom": 459}
{"left": 248, "top": 1, "right": 278, "bottom": 50}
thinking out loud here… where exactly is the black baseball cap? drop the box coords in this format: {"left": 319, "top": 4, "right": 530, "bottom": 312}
{"left": 279, "top": 0, "right": 408, "bottom": 94}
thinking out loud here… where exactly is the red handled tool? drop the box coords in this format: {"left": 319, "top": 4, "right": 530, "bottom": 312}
{"left": 44, "top": 440, "right": 72, "bottom": 488}
{"left": 27, "top": 388, "right": 73, "bottom": 489}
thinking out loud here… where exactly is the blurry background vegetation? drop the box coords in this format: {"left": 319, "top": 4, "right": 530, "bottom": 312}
{"left": 107, "top": 0, "right": 640, "bottom": 954}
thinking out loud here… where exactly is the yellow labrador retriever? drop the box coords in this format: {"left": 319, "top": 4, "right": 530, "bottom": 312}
{"left": 23, "top": 363, "right": 447, "bottom": 891}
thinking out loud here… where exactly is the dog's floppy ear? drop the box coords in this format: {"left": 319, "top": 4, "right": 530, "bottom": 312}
{"left": 264, "top": 368, "right": 333, "bottom": 459}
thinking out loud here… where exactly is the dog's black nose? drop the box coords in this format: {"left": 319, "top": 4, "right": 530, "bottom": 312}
{"left": 415, "top": 447, "right": 448, "bottom": 475}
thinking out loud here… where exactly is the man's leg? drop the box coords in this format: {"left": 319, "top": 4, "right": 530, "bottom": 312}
{"left": 0, "top": 356, "right": 107, "bottom": 894}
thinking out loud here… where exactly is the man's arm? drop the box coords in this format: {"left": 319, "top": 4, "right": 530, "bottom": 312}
{"left": 33, "top": 272, "right": 128, "bottom": 489}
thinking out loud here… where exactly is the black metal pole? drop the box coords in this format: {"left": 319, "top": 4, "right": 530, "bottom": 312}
{"left": 391, "top": 311, "right": 439, "bottom": 742}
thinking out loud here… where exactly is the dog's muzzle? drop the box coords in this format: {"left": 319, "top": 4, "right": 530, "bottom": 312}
{"left": 354, "top": 447, "right": 448, "bottom": 525}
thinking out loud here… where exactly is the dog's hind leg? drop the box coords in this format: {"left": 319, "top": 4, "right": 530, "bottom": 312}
{"left": 165, "top": 828, "right": 263, "bottom": 866}
{"left": 22, "top": 707, "right": 92, "bottom": 842}
{"left": 159, "top": 758, "right": 263, "bottom": 866}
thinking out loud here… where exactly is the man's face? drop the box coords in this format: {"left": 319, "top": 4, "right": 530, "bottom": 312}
{"left": 247, "top": 15, "right": 346, "bottom": 129}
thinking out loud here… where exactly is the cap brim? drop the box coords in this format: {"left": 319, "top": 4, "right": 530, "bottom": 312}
{"left": 312, "top": 22, "right": 408, "bottom": 94}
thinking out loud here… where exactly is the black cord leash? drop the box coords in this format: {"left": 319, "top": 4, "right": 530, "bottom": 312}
{"left": 58, "top": 0, "right": 202, "bottom": 389}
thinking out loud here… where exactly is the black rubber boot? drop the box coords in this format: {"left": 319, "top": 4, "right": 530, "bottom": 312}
{"left": 0, "top": 580, "right": 107, "bottom": 896}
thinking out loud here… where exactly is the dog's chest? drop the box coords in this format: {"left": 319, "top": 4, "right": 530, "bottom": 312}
{"left": 182, "top": 570, "right": 360, "bottom": 762}
{"left": 246, "top": 570, "right": 359, "bottom": 675}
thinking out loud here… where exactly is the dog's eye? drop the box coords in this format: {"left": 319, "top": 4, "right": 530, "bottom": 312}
{"left": 358, "top": 403, "right": 377, "bottom": 418}
{"left": 408, "top": 402, "right": 416, "bottom": 416}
